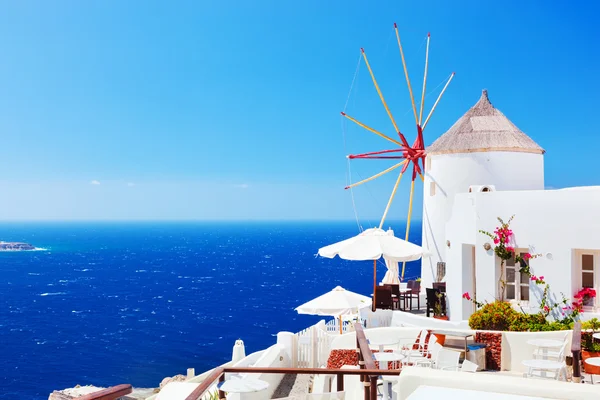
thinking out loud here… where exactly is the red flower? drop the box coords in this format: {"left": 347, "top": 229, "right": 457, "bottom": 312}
{"left": 523, "top": 253, "right": 532, "bottom": 260}
{"left": 543, "top": 305, "right": 550, "bottom": 313}
{"left": 539, "top": 276, "right": 544, "bottom": 280}
{"left": 462, "top": 292, "right": 471, "bottom": 301}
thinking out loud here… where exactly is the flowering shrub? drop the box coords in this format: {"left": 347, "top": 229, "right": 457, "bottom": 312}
{"left": 479, "top": 216, "right": 541, "bottom": 300}
{"left": 468, "top": 301, "right": 518, "bottom": 331}
{"left": 574, "top": 287, "right": 597, "bottom": 307}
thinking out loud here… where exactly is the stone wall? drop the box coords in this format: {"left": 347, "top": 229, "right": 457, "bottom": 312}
{"left": 475, "top": 332, "right": 502, "bottom": 370}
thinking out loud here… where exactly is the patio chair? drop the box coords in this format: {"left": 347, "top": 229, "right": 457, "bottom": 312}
{"left": 384, "top": 284, "right": 401, "bottom": 310}
{"left": 404, "top": 331, "right": 436, "bottom": 365}
{"left": 432, "top": 282, "right": 446, "bottom": 292}
{"left": 414, "top": 342, "right": 443, "bottom": 368}
{"left": 524, "top": 340, "right": 568, "bottom": 381}
{"left": 405, "top": 280, "right": 421, "bottom": 310}
{"left": 374, "top": 286, "right": 393, "bottom": 310}
{"left": 425, "top": 288, "right": 445, "bottom": 317}
{"left": 435, "top": 348, "right": 461, "bottom": 371}
{"left": 460, "top": 359, "right": 479, "bottom": 372}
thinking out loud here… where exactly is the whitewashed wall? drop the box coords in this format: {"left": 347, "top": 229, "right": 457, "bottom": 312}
{"left": 445, "top": 186, "right": 600, "bottom": 320}
{"left": 421, "top": 151, "right": 544, "bottom": 292}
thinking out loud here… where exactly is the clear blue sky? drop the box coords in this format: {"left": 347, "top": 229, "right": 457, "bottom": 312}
{"left": 0, "top": 1, "right": 598, "bottom": 220}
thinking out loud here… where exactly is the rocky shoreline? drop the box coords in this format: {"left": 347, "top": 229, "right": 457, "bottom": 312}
{"left": 48, "top": 372, "right": 192, "bottom": 399}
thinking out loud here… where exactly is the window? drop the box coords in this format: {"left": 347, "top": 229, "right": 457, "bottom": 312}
{"left": 573, "top": 250, "right": 600, "bottom": 307}
{"left": 430, "top": 182, "right": 436, "bottom": 196}
{"left": 582, "top": 254, "right": 594, "bottom": 288}
{"left": 505, "top": 251, "right": 530, "bottom": 301}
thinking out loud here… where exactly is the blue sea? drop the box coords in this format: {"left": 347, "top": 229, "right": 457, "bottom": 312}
{"left": 0, "top": 222, "right": 421, "bottom": 399}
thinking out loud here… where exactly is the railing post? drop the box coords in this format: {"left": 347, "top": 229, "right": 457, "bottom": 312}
{"left": 572, "top": 321, "right": 582, "bottom": 383}
{"left": 218, "top": 374, "right": 225, "bottom": 400}
{"left": 363, "top": 377, "right": 370, "bottom": 400}
{"left": 337, "top": 373, "right": 344, "bottom": 392}
{"left": 369, "top": 376, "right": 377, "bottom": 400}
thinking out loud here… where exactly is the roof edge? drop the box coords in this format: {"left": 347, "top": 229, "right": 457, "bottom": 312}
{"left": 428, "top": 147, "right": 546, "bottom": 156}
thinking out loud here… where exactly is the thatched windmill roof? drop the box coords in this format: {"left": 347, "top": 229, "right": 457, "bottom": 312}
{"left": 427, "top": 90, "right": 544, "bottom": 155}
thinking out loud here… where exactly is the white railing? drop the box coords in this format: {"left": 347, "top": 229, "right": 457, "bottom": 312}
{"left": 359, "top": 309, "right": 394, "bottom": 328}
{"left": 324, "top": 319, "right": 357, "bottom": 334}
{"left": 296, "top": 321, "right": 332, "bottom": 368}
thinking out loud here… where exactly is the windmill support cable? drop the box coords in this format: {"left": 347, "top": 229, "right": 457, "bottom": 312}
{"left": 394, "top": 23, "right": 419, "bottom": 126}
{"left": 345, "top": 160, "right": 408, "bottom": 190}
{"left": 401, "top": 180, "right": 416, "bottom": 280}
{"left": 378, "top": 170, "right": 404, "bottom": 229}
{"left": 361, "top": 48, "right": 400, "bottom": 133}
{"left": 422, "top": 72, "right": 455, "bottom": 131}
{"left": 418, "top": 33, "right": 431, "bottom": 125}
{"left": 341, "top": 112, "right": 403, "bottom": 147}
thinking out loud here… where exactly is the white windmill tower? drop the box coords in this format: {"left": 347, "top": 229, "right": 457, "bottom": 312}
{"left": 420, "top": 89, "right": 545, "bottom": 290}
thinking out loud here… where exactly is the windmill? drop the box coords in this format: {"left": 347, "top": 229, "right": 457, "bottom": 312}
{"left": 342, "top": 23, "right": 454, "bottom": 281}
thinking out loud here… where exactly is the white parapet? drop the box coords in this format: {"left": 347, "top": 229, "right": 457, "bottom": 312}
{"left": 277, "top": 331, "right": 297, "bottom": 368}
{"left": 232, "top": 339, "right": 246, "bottom": 363}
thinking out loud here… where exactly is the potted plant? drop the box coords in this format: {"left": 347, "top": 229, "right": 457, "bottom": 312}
{"left": 433, "top": 292, "right": 448, "bottom": 321}
{"left": 582, "top": 318, "right": 600, "bottom": 375}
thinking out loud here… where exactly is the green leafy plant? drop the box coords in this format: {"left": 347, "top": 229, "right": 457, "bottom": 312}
{"left": 468, "top": 301, "right": 519, "bottom": 331}
{"left": 433, "top": 292, "right": 444, "bottom": 316}
{"left": 203, "top": 390, "right": 220, "bottom": 400}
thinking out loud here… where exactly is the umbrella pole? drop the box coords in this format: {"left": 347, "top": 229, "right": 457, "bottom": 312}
{"left": 372, "top": 259, "right": 377, "bottom": 312}
{"left": 339, "top": 315, "right": 343, "bottom": 335}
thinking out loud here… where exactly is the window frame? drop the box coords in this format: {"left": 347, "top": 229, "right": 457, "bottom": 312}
{"left": 505, "top": 250, "right": 531, "bottom": 304}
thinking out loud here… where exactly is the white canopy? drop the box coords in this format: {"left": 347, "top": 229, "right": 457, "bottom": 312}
{"left": 382, "top": 258, "right": 400, "bottom": 285}
{"left": 295, "top": 286, "right": 371, "bottom": 316}
{"left": 318, "top": 228, "right": 426, "bottom": 262}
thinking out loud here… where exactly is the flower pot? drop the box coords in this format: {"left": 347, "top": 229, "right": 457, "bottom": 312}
{"left": 433, "top": 315, "right": 449, "bottom": 321}
{"left": 582, "top": 351, "right": 600, "bottom": 374}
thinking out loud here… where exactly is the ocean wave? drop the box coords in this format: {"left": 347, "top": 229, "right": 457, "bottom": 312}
{"left": 39, "top": 292, "right": 67, "bottom": 297}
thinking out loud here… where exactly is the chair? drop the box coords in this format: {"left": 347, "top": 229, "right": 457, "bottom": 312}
{"left": 432, "top": 282, "right": 446, "bottom": 292}
{"left": 384, "top": 284, "right": 401, "bottom": 310}
{"left": 435, "top": 348, "right": 461, "bottom": 371}
{"left": 414, "top": 342, "right": 443, "bottom": 368}
{"left": 460, "top": 359, "right": 479, "bottom": 372}
{"left": 374, "top": 286, "right": 393, "bottom": 310}
{"left": 524, "top": 340, "right": 568, "bottom": 381}
{"left": 404, "top": 331, "right": 436, "bottom": 365}
{"left": 426, "top": 288, "right": 445, "bottom": 317}
{"left": 405, "top": 280, "right": 421, "bottom": 310}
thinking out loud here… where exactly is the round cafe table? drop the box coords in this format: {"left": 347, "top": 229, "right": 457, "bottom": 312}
{"left": 585, "top": 357, "right": 600, "bottom": 384}
{"left": 368, "top": 337, "right": 400, "bottom": 353}
{"left": 374, "top": 352, "right": 404, "bottom": 400}
{"left": 527, "top": 339, "right": 563, "bottom": 359}
{"left": 592, "top": 333, "right": 600, "bottom": 341}
{"left": 217, "top": 378, "right": 269, "bottom": 394}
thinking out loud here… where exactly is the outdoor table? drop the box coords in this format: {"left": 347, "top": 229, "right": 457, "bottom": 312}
{"left": 584, "top": 357, "right": 600, "bottom": 384}
{"left": 368, "top": 337, "right": 400, "bottom": 353}
{"left": 526, "top": 338, "right": 563, "bottom": 359}
{"left": 430, "top": 330, "right": 473, "bottom": 355}
{"left": 217, "top": 378, "right": 269, "bottom": 394}
{"left": 592, "top": 333, "right": 600, "bottom": 341}
{"left": 399, "top": 288, "right": 412, "bottom": 310}
{"left": 374, "top": 352, "right": 404, "bottom": 400}
{"left": 399, "top": 385, "right": 550, "bottom": 400}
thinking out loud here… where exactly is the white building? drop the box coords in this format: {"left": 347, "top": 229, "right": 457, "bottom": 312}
{"left": 421, "top": 90, "right": 600, "bottom": 321}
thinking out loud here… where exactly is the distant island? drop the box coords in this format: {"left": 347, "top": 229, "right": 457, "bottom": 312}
{"left": 0, "top": 241, "right": 37, "bottom": 251}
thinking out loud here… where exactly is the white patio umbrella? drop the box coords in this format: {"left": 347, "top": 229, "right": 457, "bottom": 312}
{"left": 382, "top": 258, "right": 400, "bottom": 285}
{"left": 318, "top": 228, "right": 426, "bottom": 310}
{"left": 295, "top": 286, "right": 371, "bottom": 334}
